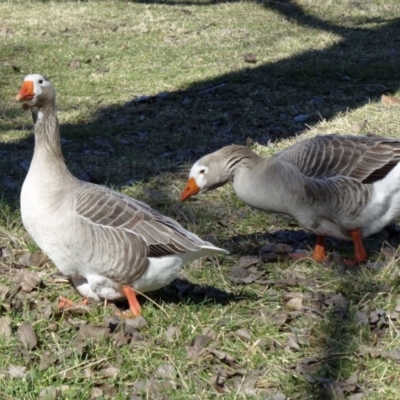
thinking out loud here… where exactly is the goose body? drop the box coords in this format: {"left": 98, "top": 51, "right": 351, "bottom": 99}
{"left": 180, "top": 136, "right": 400, "bottom": 263}
{"left": 16, "top": 74, "right": 227, "bottom": 315}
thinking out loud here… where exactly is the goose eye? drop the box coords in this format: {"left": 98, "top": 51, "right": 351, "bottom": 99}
{"left": 38, "top": 79, "right": 43, "bottom": 84}
{"left": 199, "top": 169, "right": 205, "bottom": 174}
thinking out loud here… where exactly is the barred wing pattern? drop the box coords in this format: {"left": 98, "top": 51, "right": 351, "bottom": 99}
{"left": 275, "top": 135, "right": 400, "bottom": 184}
{"left": 74, "top": 183, "right": 206, "bottom": 284}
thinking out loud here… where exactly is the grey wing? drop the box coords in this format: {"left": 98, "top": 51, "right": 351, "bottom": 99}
{"left": 75, "top": 183, "right": 205, "bottom": 256}
{"left": 275, "top": 134, "right": 400, "bottom": 183}
{"left": 73, "top": 183, "right": 208, "bottom": 284}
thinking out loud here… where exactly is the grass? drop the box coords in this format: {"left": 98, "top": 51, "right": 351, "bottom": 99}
{"left": 1, "top": 0, "right": 400, "bottom": 398}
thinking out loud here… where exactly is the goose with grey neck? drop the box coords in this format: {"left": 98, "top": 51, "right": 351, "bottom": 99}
{"left": 180, "top": 137, "right": 400, "bottom": 263}
{"left": 16, "top": 73, "right": 227, "bottom": 317}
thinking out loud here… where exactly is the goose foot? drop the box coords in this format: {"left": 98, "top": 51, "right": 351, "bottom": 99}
{"left": 349, "top": 228, "right": 367, "bottom": 264}
{"left": 58, "top": 296, "right": 88, "bottom": 309}
{"left": 121, "top": 286, "right": 142, "bottom": 317}
{"left": 311, "top": 235, "right": 327, "bottom": 262}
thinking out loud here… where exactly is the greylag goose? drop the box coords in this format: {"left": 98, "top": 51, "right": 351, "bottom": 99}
{"left": 180, "top": 136, "right": 400, "bottom": 263}
{"left": 16, "top": 73, "right": 227, "bottom": 316}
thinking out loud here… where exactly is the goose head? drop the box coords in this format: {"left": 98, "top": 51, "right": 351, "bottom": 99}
{"left": 16, "top": 74, "right": 55, "bottom": 108}
{"left": 180, "top": 153, "right": 229, "bottom": 201}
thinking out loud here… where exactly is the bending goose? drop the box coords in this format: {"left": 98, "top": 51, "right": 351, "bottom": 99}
{"left": 180, "top": 136, "right": 400, "bottom": 263}
{"left": 16, "top": 73, "right": 227, "bottom": 316}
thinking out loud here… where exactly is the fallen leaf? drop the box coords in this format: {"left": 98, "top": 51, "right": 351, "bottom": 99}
{"left": 286, "top": 297, "right": 303, "bottom": 311}
{"left": 381, "top": 94, "right": 400, "bottom": 105}
{"left": 17, "top": 251, "right": 48, "bottom": 267}
{"left": 237, "top": 255, "right": 260, "bottom": 268}
{"left": 382, "top": 350, "right": 400, "bottom": 361}
{"left": 153, "top": 363, "right": 176, "bottom": 379}
{"left": 113, "top": 332, "right": 128, "bottom": 347}
{"left": 17, "top": 322, "right": 37, "bottom": 350}
{"left": 77, "top": 324, "right": 109, "bottom": 342}
{"left": 235, "top": 328, "right": 251, "bottom": 342}
{"left": 0, "top": 316, "right": 12, "bottom": 340}
{"left": 90, "top": 387, "right": 103, "bottom": 399}
{"left": 68, "top": 60, "right": 80, "bottom": 68}
{"left": 15, "top": 269, "right": 41, "bottom": 293}
{"left": 39, "top": 386, "right": 70, "bottom": 399}
{"left": 165, "top": 325, "right": 181, "bottom": 342}
{"left": 8, "top": 364, "right": 27, "bottom": 379}
{"left": 351, "top": 120, "right": 367, "bottom": 133}
{"left": 243, "top": 53, "right": 257, "bottom": 63}
{"left": 355, "top": 310, "right": 369, "bottom": 325}
{"left": 285, "top": 333, "right": 300, "bottom": 352}
{"left": 237, "top": 375, "right": 258, "bottom": 395}
{"left": 293, "top": 114, "right": 308, "bottom": 122}
{"left": 0, "top": 284, "right": 10, "bottom": 300}
{"left": 98, "top": 366, "right": 119, "bottom": 378}
{"left": 125, "top": 316, "right": 148, "bottom": 329}
{"left": 202, "top": 327, "right": 217, "bottom": 340}
{"left": 208, "top": 349, "right": 241, "bottom": 368}
{"left": 191, "top": 334, "right": 212, "bottom": 348}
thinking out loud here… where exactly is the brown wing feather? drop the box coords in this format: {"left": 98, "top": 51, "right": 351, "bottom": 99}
{"left": 275, "top": 134, "right": 400, "bottom": 183}
{"left": 75, "top": 183, "right": 205, "bottom": 259}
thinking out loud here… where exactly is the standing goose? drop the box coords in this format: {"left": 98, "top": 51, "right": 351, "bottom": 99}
{"left": 180, "top": 136, "right": 400, "bottom": 263}
{"left": 16, "top": 73, "right": 227, "bottom": 316}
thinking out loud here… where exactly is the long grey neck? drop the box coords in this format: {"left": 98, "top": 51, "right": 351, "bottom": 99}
{"left": 30, "top": 101, "right": 72, "bottom": 178}
{"left": 222, "top": 146, "right": 264, "bottom": 180}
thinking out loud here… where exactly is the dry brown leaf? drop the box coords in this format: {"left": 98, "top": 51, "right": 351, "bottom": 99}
{"left": 191, "top": 334, "right": 212, "bottom": 349}
{"left": 0, "top": 316, "right": 12, "bottom": 340}
{"left": 8, "top": 364, "right": 27, "bottom": 379}
{"left": 77, "top": 324, "right": 109, "bottom": 342}
{"left": 15, "top": 269, "right": 41, "bottom": 293}
{"left": 351, "top": 120, "right": 367, "bottom": 133}
{"left": 237, "top": 255, "right": 260, "bottom": 268}
{"left": 165, "top": 325, "right": 181, "bottom": 342}
{"left": 68, "top": 60, "right": 80, "bottom": 69}
{"left": 285, "top": 297, "right": 303, "bottom": 311}
{"left": 90, "top": 387, "right": 103, "bottom": 399}
{"left": 284, "top": 333, "right": 300, "bottom": 352}
{"left": 113, "top": 331, "right": 128, "bottom": 347}
{"left": 17, "top": 251, "right": 48, "bottom": 267}
{"left": 201, "top": 327, "right": 217, "bottom": 340}
{"left": 17, "top": 321, "right": 37, "bottom": 350}
{"left": 0, "top": 284, "right": 10, "bottom": 301}
{"left": 235, "top": 328, "right": 251, "bottom": 342}
{"left": 208, "top": 349, "right": 241, "bottom": 368}
{"left": 98, "top": 366, "right": 119, "bottom": 378}
{"left": 243, "top": 53, "right": 257, "bottom": 63}
{"left": 125, "top": 316, "right": 148, "bottom": 330}
{"left": 237, "top": 375, "right": 259, "bottom": 395}
{"left": 39, "top": 385, "right": 70, "bottom": 399}
{"left": 96, "top": 384, "right": 118, "bottom": 398}
{"left": 355, "top": 310, "right": 369, "bottom": 325}
{"left": 153, "top": 363, "right": 177, "bottom": 379}
{"left": 381, "top": 350, "right": 400, "bottom": 361}
{"left": 381, "top": 94, "right": 400, "bottom": 105}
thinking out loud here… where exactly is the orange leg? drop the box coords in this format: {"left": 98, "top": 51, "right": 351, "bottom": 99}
{"left": 122, "top": 286, "right": 142, "bottom": 317}
{"left": 349, "top": 228, "right": 367, "bottom": 263}
{"left": 312, "top": 235, "right": 327, "bottom": 262}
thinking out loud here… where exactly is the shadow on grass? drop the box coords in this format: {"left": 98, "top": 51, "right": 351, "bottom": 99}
{"left": 1, "top": 1, "right": 400, "bottom": 397}
{"left": 113, "top": 277, "right": 257, "bottom": 311}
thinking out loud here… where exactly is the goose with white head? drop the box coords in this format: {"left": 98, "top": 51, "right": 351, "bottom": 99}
{"left": 181, "top": 138, "right": 400, "bottom": 264}
{"left": 16, "top": 73, "right": 228, "bottom": 316}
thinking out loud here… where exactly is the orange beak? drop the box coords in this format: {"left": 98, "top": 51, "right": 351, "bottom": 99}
{"left": 180, "top": 177, "right": 200, "bottom": 201}
{"left": 16, "top": 81, "right": 34, "bottom": 102}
